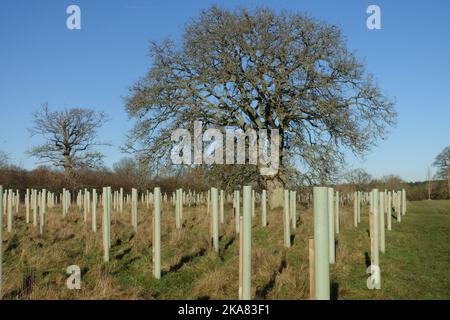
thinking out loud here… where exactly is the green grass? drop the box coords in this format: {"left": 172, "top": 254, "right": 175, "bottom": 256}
{"left": 333, "top": 200, "right": 450, "bottom": 299}
{"left": 1, "top": 200, "right": 449, "bottom": 299}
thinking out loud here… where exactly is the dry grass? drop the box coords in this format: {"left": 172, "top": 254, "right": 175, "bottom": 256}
{"left": 1, "top": 198, "right": 449, "bottom": 299}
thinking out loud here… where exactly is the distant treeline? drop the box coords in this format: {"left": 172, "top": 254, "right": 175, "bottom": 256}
{"left": 401, "top": 180, "right": 448, "bottom": 201}
{"left": 0, "top": 165, "right": 447, "bottom": 201}
{"left": 0, "top": 165, "right": 207, "bottom": 196}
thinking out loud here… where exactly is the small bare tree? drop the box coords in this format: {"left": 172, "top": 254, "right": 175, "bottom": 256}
{"left": 0, "top": 150, "right": 9, "bottom": 168}
{"left": 28, "top": 103, "right": 108, "bottom": 179}
{"left": 344, "top": 168, "right": 372, "bottom": 191}
{"left": 113, "top": 157, "right": 151, "bottom": 189}
{"left": 433, "top": 146, "right": 450, "bottom": 198}
{"left": 380, "top": 174, "right": 404, "bottom": 191}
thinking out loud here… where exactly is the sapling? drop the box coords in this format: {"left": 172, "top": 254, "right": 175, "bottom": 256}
{"left": 40, "top": 189, "right": 46, "bottom": 235}
{"left": 261, "top": 190, "right": 267, "bottom": 227}
{"left": 7, "top": 189, "right": 12, "bottom": 232}
{"left": 328, "top": 188, "right": 335, "bottom": 264}
{"left": 379, "top": 192, "right": 385, "bottom": 253}
{"left": 335, "top": 191, "right": 339, "bottom": 234}
{"left": 290, "top": 190, "right": 296, "bottom": 229}
{"left": 235, "top": 190, "right": 240, "bottom": 234}
{"left": 242, "top": 186, "right": 252, "bottom": 300}
{"left": 211, "top": 188, "right": 219, "bottom": 253}
{"left": 387, "top": 192, "right": 392, "bottom": 231}
{"left": 284, "top": 189, "right": 291, "bottom": 248}
{"left": 313, "top": 187, "right": 330, "bottom": 300}
{"left": 26, "top": 189, "right": 30, "bottom": 224}
{"left": 220, "top": 190, "right": 224, "bottom": 224}
{"left": 153, "top": 187, "right": 161, "bottom": 279}
{"left": 372, "top": 189, "right": 381, "bottom": 289}
{"left": 92, "top": 189, "right": 97, "bottom": 232}
{"left": 103, "top": 187, "right": 110, "bottom": 262}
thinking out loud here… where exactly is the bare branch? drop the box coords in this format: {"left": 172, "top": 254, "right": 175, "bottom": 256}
{"left": 28, "top": 103, "right": 109, "bottom": 178}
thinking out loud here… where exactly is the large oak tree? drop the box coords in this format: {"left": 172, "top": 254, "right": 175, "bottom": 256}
{"left": 125, "top": 7, "right": 396, "bottom": 206}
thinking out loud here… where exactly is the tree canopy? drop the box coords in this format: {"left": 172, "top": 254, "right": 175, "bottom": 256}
{"left": 433, "top": 146, "right": 450, "bottom": 198}
{"left": 433, "top": 146, "right": 450, "bottom": 179}
{"left": 0, "top": 150, "right": 9, "bottom": 169}
{"left": 125, "top": 6, "right": 396, "bottom": 196}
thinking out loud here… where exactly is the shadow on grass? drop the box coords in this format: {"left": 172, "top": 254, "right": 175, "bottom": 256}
{"left": 21, "top": 268, "right": 37, "bottom": 298}
{"left": 163, "top": 247, "right": 207, "bottom": 275}
{"left": 255, "top": 256, "right": 287, "bottom": 299}
{"left": 364, "top": 252, "right": 371, "bottom": 268}
{"left": 290, "top": 234, "right": 296, "bottom": 246}
{"left": 3, "top": 268, "right": 37, "bottom": 299}
{"left": 223, "top": 236, "right": 236, "bottom": 252}
{"left": 122, "top": 257, "right": 140, "bottom": 270}
{"left": 114, "top": 247, "right": 132, "bottom": 260}
{"left": 331, "top": 281, "right": 339, "bottom": 300}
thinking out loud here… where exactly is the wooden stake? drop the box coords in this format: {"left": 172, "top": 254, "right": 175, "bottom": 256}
{"left": 238, "top": 215, "right": 243, "bottom": 299}
{"left": 309, "top": 238, "right": 315, "bottom": 300}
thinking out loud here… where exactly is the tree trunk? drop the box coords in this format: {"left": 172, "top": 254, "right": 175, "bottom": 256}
{"left": 428, "top": 181, "right": 431, "bottom": 200}
{"left": 265, "top": 176, "right": 285, "bottom": 209}
{"left": 63, "top": 152, "right": 77, "bottom": 188}
{"left": 64, "top": 166, "right": 72, "bottom": 179}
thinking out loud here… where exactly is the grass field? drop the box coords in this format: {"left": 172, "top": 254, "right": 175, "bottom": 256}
{"left": 1, "top": 199, "right": 449, "bottom": 300}
{"left": 332, "top": 200, "right": 450, "bottom": 299}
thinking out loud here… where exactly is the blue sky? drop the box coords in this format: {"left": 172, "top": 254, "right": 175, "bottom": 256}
{"left": 0, "top": 0, "right": 449, "bottom": 182}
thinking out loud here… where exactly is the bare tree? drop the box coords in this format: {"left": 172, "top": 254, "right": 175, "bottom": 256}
{"left": 113, "top": 157, "right": 151, "bottom": 189}
{"left": 124, "top": 7, "right": 396, "bottom": 205}
{"left": 113, "top": 157, "right": 138, "bottom": 179}
{"left": 344, "top": 168, "right": 372, "bottom": 191}
{"left": 380, "top": 174, "right": 404, "bottom": 191}
{"left": 0, "top": 150, "right": 9, "bottom": 168}
{"left": 433, "top": 146, "right": 450, "bottom": 198}
{"left": 28, "top": 103, "right": 108, "bottom": 179}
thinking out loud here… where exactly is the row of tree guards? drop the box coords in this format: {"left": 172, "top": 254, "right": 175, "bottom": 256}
{"left": 312, "top": 187, "right": 407, "bottom": 299}
{"left": 0, "top": 184, "right": 407, "bottom": 300}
